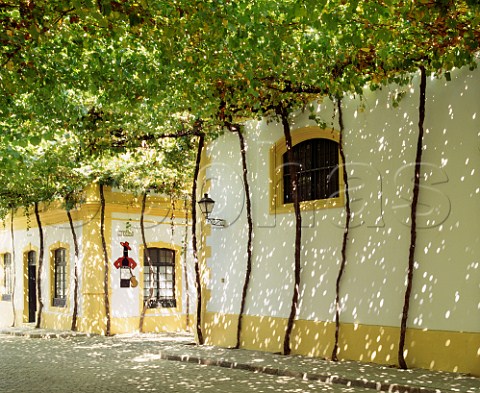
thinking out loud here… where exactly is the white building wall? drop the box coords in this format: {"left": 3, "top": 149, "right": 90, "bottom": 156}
{"left": 0, "top": 215, "right": 83, "bottom": 327}
{"left": 204, "top": 64, "right": 480, "bottom": 333}
{"left": 110, "top": 211, "right": 194, "bottom": 320}
{"left": 0, "top": 225, "right": 14, "bottom": 327}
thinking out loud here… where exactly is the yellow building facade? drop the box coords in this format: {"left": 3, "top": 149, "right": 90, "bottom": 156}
{"left": 0, "top": 185, "right": 194, "bottom": 335}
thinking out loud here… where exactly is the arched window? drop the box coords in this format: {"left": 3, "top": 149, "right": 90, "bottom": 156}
{"left": 282, "top": 138, "right": 339, "bottom": 203}
{"left": 144, "top": 248, "right": 176, "bottom": 308}
{"left": 2, "top": 253, "right": 12, "bottom": 301}
{"left": 53, "top": 248, "right": 67, "bottom": 307}
{"left": 270, "top": 127, "right": 344, "bottom": 213}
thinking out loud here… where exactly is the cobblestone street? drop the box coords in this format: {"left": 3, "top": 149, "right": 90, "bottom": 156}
{"left": 0, "top": 334, "right": 375, "bottom": 393}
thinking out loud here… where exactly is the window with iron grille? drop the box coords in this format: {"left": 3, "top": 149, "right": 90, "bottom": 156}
{"left": 144, "top": 248, "right": 176, "bottom": 308}
{"left": 283, "top": 138, "right": 339, "bottom": 204}
{"left": 2, "top": 253, "right": 12, "bottom": 301}
{"left": 53, "top": 248, "right": 66, "bottom": 307}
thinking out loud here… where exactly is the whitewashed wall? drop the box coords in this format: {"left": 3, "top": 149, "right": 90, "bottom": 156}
{"left": 110, "top": 212, "right": 194, "bottom": 320}
{"left": 0, "top": 217, "right": 83, "bottom": 326}
{"left": 0, "top": 227, "right": 14, "bottom": 326}
{"left": 203, "top": 64, "right": 480, "bottom": 333}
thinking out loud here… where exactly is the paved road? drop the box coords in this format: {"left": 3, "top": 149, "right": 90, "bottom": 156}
{"left": 0, "top": 334, "right": 377, "bottom": 393}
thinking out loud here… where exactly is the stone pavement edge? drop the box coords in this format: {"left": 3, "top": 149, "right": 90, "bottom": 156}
{"left": 0, "top": 326, "right": 478, "bottom": 393}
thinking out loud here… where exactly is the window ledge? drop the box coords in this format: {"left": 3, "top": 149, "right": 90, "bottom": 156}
{"left": 270, "top": 195, "right": 344, "bottom": 215}
{"left": 145, "top": 299, "right": 177, "bottom": 309}
{"left": 52, "top": 298, "right": 66, "bottom": 308}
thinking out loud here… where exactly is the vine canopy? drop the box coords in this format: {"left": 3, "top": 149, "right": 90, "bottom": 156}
{"left": 1, "top": 0, "right": 479, "bottom": 215}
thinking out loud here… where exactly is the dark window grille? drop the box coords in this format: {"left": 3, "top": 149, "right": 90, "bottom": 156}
{"left": 144, "top": 248, "right": 176, "bottom": 308}
{"left": 28, "top": 251, "right": 36, "bottom": 266}
{"left": 53, "top": 248, "right": 66, "bottom": 307}
{"left": 2, "top": 253, "right": 12, "bottom": 301}
{"left": 283, "top": 138, "right": 339, "bottom": 204}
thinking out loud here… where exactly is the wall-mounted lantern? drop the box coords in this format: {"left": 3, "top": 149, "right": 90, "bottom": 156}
{"left": 198, "top": 193, "right": 226, "bottom": 227}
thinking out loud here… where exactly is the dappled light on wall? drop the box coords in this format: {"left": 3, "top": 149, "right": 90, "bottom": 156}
{"left": 197, "top": 64, "right": 480, "bottom": 376}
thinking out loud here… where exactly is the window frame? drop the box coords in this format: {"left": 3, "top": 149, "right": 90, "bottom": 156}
{"left": 143, "top": 247, "right": 177, "bottom": 309}
{"left": 52, "top": 247, "right": 67, "bottom": 308}
{"left": 282, "top": 138, "right": 340, "bottom": 204}
{"left": 270, "top": 126, "right": 344, "bottom": 214}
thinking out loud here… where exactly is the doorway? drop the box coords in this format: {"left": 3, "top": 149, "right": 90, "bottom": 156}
{"left": 27, "top": 251, "right": 37, "bottom": 323}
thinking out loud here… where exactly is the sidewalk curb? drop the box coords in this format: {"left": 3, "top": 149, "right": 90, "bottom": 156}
{"left": 0, "top": 329, "right": 90, "bottom": 339}
{"left": 1, "top": 329, "right": 474, "bottom": 393}
{"left": 157, "top": 352, "right": 443, "bottom": 393}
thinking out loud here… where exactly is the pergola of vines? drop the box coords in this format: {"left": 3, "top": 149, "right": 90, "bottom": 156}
{"left": 1, "top": 0, "right": 478, "bottom": 368}
{"left": 1, "top": 1, "right": 478, "bottom": 201}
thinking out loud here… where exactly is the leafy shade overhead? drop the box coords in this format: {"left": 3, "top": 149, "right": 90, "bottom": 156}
{"left": 1, "top": 0, "right": 479, "bottom": 213}
{"left": 0, "top": 119, "right": 197, "bottom": 218}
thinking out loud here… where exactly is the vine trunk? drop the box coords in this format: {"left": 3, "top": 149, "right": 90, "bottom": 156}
{"left": 398, "top": 66, "right": 427, "bottom": 369}
{"left": 183, "top": 198, "right": 191, "bottom": 330}
{"left": 232, "top": 126, "right": 254, "bottom": 350}
{"left": 99, "top": 184, "right": 111, "bottom": 336}
{"left": 332, "top": 97, "right": 351, "bottom": 361}
{"left": 10, "top": 209, "right": 16, "bottom": 327}
{"left": 66, "top": 207, "right": 80, "bottom": 331}
{"left": 139, "top": 192, "right": 155, "bottom": 332}
{"left": 192, "top": 134, "right": 205, "bottom": 345}
{"left": 278, "top": 106, "right": 302, "bottom": 356}
{"left": 34, "top": 202, "right": 44, "bottom": 329}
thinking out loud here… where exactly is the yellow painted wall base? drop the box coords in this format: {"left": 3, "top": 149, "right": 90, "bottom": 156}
{"left": 336, "top": 323, "right": 400, "bottom": 366}
{"left": 41, "top": 312, "right": 72, "bottom": 331}
{"left": 204, "top": 312, "right": 287, "bottom": 352}
{"left": 291, "top": 319, "right": 336, "bottom": 359}
{"left": 110, "top": 317, "right": 141, "bottom": 335}
{"left": 141, "top": 315, "right": 186, "bottom": 334}
{"left": 204, "top": 312, "right": 480, "bottom": 376}
{"left": 403, "top": 328, "right": 480, "bottom": 374}
{"left": 203, "top": 312, "right": 238, "bottom": 347}
{"left": 111, "top": 315, "right": 187, "bottom": 335}
{"left": 14, "top": 312, "right": 188, "bottom": 336}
